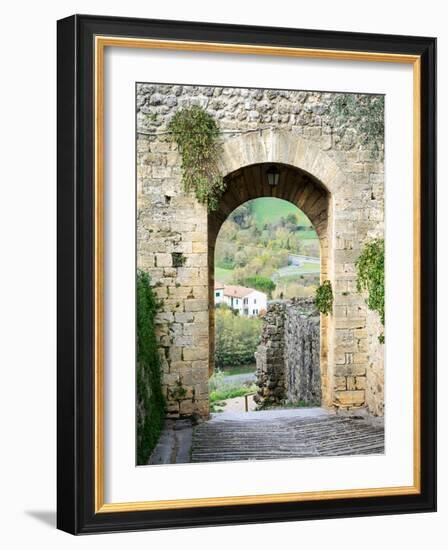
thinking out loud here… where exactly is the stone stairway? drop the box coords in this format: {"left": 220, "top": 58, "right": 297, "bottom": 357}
{"left": 191, "top": 408, "right": 384, "bottom": 463}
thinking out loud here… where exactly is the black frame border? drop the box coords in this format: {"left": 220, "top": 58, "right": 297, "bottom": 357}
{"left": 57, "top": 14, "right": 436, "bottom": 534}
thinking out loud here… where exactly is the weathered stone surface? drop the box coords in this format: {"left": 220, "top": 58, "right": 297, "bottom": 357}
{"left": 334, "top": 390, "right": 365, "bottom": 406}
{"left": 365, "top": 309, "right": 385, "bottom": 416}
{"left": 255, "top": 298, "right": 321, "bottom": 407}
{"left": 285, "top": 300, "right": 321, "bottom": 404}
{"left": 136, "top": 83, "right": 385, "bottom": 419}
{"left": 191, "top": 409, "right": 384, "bottom": 462}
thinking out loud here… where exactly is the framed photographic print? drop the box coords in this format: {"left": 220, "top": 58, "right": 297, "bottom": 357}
{"left": 57, "top": 14, "right": 436, "bottom": 534}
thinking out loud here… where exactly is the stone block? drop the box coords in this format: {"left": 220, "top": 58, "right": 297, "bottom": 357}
{"left": 354, "top": 352, "right": 368, "bottom": 364}
{"left": 335, "top": 330, "right": 356, "bottom": 349}
{"left": 334, "top": 376, "right": 347, "bottom": 390}
{"left": 193, "top": 311, "right": 209, "bottom": 323}
{"left": 168, "top": 346, "right": 183, "bottom": 362}
{"left": 335, "top": 317, "right": 366, "bottom": 330}
{"left": 184, "top": 231, "right": 207, "bottom": 243}
{"left": 185, "top": 253, "right": 208, "bottom": 268}
{"left": 173, "top": 241, "right": 193, "bottom": 254}
{"left": 169, "top": 361, "right": 192, "bottom": 374}
{"left": 165, "top": 400, "right": 180, "bottom": 414}
{"left": 173, "top": 335, "right": 194, "bottom": 347}
{"left": 335, "top": 364, "right": 366, "bottom": 377}
{"left": 184, "top": 322, "right": 208, "bottom": 337}
{"left": 168, "top": 286, "right": 193, "bottom": 299}
{"left": 156, "top": 253, "right": 172, "bottom": 267}
{"left": 183, "top": 347, "right": 209, "bottom": 361}
{"left": 346, "top": 376, "right": 355, "bottom": 390}
{"left": 156, "top": 311, "right": 174, "bottom": 323}
{"left": 194, "top": 382, "right": 209, "bottom": 397}
{"left": 192, "top": 241, "right": 207, "bottom": 253}
{"left": 163, "top": 299, "right": 184, "bottom": 312}
{"left": 179, "top": 400, "right": 194, "bottom": 416}
{"left": 184, "top": 299, "right": 208, "bottom": 312}
{"left": 174, "top": 311, "right": 194, "bottom": 323}
{"left": 189, "top": 285, "right": 209, "bottom": 300}
{"left": 334, "top": 390, "right": 365, "bottom": 406}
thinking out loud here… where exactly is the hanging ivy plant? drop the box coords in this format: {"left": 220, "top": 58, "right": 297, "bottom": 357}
{"left": 356, "top": 238, "right": 385, "bottom": 342}
{"left": 315, "top": 280, "right": 333, "bottom": 315}
{"left": 136, "top": 270, "right": 165, "bottom": 464}
{"left": 168, "top": 106, "right": 226, "bottom": 211}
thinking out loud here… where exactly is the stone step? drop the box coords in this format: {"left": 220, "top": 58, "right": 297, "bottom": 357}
{"left": 191, "top": 409, "right": 384, "bottom": 463}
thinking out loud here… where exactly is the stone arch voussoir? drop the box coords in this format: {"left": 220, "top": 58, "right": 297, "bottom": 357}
{"left": 218, "top": 129, "right": 345, "bottom": 194}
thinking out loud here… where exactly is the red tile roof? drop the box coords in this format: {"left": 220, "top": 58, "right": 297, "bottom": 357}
{"left": 221, "top": 284, "right": 256, "bottom": 298}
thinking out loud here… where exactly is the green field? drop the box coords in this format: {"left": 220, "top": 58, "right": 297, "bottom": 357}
{"left": 251, "top": 198, "right": 314, "bottom": 229}
{"left": 272, "top": 263, "right": 320, "bottom": 283}
{"left": 215, "top": 267, "right": 234, "bottom": 283}
{"left": 222, "top": 365, "right": 256, "bottom": 376}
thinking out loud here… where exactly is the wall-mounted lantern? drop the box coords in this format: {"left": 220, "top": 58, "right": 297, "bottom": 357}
{"left": 266, "top": 165, "right": 280, "bottom": 187}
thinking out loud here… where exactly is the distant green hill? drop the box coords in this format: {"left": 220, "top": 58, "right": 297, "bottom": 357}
{"left": 214, "top": 197, "right": 320, "bottom": 300}
{"left": 251, "top": 198, "right": 313, "bottom": 228}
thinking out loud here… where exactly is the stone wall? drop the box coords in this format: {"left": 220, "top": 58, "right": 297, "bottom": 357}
{"left": 254, "top": 302, "right": 286, "bottom": 406}
{"left": 136, "top": 83, "right": 385, "bottom": 418}
{"left": 255, "top": 298, "right": 320, "bottom": 407}
{"left": 284, "top": 300, "right": 321, "bottom": 404}
{"left": 365, "top": 309, "right": 385, "bottom": 416}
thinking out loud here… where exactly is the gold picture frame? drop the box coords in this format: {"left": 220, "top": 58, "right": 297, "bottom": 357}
{"left": 57, "top": 15, "right": 436, "bottom": 534}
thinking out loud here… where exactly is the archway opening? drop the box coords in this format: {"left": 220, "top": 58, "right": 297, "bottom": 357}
{"left": 208, "top": 162, "right": 330, "bottom": 413}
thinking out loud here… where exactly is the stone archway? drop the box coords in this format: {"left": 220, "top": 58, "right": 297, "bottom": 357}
{"left": 208, "top": 130, "right": 342, "bottom": 408}
{"left": 209, "top": 165, "right": 328, "bottom": 404}
{"left": 138, "top": 120, "right": 380, "bottom": 421}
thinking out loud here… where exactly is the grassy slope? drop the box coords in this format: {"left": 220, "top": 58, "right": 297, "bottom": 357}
{"left": 215, "top": 266, "right": 234, "bottom": 283}
{"left": 251, "top": 198, "right": 313, "bottom": 228}
{"left": 214, "top": 198, "right": 320, "bottom": 284}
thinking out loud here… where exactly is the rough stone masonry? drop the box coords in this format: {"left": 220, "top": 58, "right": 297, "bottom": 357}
{"left": 254, "top": 298, "right": 321, "bottom": 408}
{"left": 136, "top": 83, "right": 385, "bottom": 420}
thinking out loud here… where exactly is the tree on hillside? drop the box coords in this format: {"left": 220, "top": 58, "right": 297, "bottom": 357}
{"left": 236, "top": 275, "right": 276, "bottom": 298}
{"left": 214, "top": 306, "right": 262, "bottom": 368}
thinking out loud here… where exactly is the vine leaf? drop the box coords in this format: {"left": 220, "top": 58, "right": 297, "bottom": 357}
{"left": 136, "top": 270, "right": 166, "bottom": 463}
{"left": 315, "top": 280, "right": 333, "bottom": 315}
{"left": 168, "top": 106, "right": 226, "bottom": 211}
{"left": 356, "top": 238, "right": 385, "bottom": 342}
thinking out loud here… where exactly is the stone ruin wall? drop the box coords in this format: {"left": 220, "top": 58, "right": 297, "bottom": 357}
{"left": 254, "top": 302, "right": 286, "bottom": 406}
{"left": 255, "top": 298, "right": 384, "bottom": 416}
{"left": 255, "top": 298, "right": 321, "bottom": 407}
{"left": 365, "top": 309, "right": 385, "bottom": 416}
{"left": 136, "top": 83, "right": 385, "bottom": 418}
{"left": 284, "top": 301, "right": 321, "bottom": 405}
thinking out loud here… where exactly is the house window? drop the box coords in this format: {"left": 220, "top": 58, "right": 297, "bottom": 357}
{"left": 254, "top": 298, "right": 257, "bottom": 304}
{"left": 215, "top": 291, "right": 220, "bottom": 297}
{"left": 235, "top": 299, "right": 238, "bottom": 304}
{"left": 253, "top": 309, "right": 258, "bottom": 315}
{"left": 243, "top": 298, "right": 248, "bottom": 305}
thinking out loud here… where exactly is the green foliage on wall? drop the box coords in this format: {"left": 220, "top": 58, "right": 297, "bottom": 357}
{"left": 356, "top": 238, "right": 385, "bottom": 342}
{"left": 168, "top": 106, "right": 226, "bottom": 211}
{"left": 315, "top": 280, "right": 333, "bottom": 315}
{"left": 328, "top": 94, "right": 384, "bottom": 155}
{"left": 136, "top": 270, "right": 165, "bottom": 465}
{"left": 214, "top": 306, "right": 262, "bottom": 368}
{"left": 172, "top": 252, "right": 186, "bottom": 267}
{"left": 236, "top": 275, "right": 276, "bottom": 298}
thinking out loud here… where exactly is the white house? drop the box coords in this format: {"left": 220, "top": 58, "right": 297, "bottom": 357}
{"left": 214, "top": 282, "right": 267, "bottom": 317}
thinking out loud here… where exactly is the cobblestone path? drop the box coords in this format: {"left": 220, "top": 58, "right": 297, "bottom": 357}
{"left": 191, "top": 408, "right": 384, "bottom": 463}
